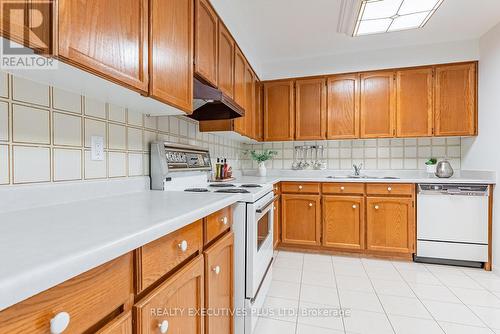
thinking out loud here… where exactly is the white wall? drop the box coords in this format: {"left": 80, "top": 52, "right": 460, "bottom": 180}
{"left": 461, "top": 22, "right": 500, "bottom": 271}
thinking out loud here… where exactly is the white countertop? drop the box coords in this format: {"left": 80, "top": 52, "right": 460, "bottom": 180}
{"left": 0, "top": 191, "right": 239, "bottom": 311}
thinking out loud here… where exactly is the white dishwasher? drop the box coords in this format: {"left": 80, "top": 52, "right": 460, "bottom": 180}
{"left": 416, "top": 184, "right": 490, "bottom": 267}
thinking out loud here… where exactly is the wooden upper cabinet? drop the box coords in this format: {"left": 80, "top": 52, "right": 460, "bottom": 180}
{"left": 327, "top": 74, "right": 360, "bottom": 139}
{"left": 434, "top": 63, "right": 477, "bottom": 136}
{"left": 323, "top": 196, "right": 364, "bottom": 250}
{"left": 396, "top": 68, "right": 433, "bottom": 137}
{"left": 194, "top": 0, "right": 218, "bottom": 87}
{"left": 281, "top": 194, "right": 321, "bottom": 246}
{"left": 264, "top": 80, "right": 295, "bottom": 141}
{"left": 58, "top": 0, "right": 149, "bottom": 92}
{"left": 150, "top": 0, "right": 193, "bottom": 113}
{"left": 233, "top": 47, "right": 246, "bottom": 110}
{"left": 295, "top": 78, "right": 326, "bottom": 140}
{"left": 254, "top": 81, "right": 264, "bottom": 141}
{"left": 218, "top": 23, "right": 234, "bottom": 99}
{"left": 360, "top": 71, "right": 396, "bottom": 138}
{"left": 366, "top": 197, "right": 415, "bottom": 254}
{"left": 245, "top": 65, "right": 256, "bottom": 138}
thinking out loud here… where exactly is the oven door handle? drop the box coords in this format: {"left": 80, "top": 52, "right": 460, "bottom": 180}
{"left": 256, "top": 195, "right": 279, "bottom": 213}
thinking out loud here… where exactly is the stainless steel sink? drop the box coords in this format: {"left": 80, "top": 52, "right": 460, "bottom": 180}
{"left": 327, "top": 175, "right": 400, "bottom": 180}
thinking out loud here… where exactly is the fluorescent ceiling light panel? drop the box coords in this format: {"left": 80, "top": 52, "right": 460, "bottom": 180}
{"left": 353, "top": 0, "right": 444, "bottom": 36}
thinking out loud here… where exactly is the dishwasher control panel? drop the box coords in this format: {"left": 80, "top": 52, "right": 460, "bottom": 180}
{"left": 418, "top": 184, "right": 489, "bottom": 196}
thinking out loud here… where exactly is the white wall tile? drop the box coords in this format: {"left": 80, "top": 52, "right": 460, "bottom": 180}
{"left": 391, "top": 147, "right": 404, "bottom": 158}
{"left": 128, "top": 153, "right": 143, "bottom": 176}
{"left": 447, "top": 146, "right": 461, "bottom": 158}
{"left": 109, "top": 151, "right": 127, "bottom": 177}
{"left": 12, "top": 104, "right": 50, "bottom": 144}
{"left": 0, "top": 72, "right": 8, "bottom": 98}
{"left": 127, "top": 110, "right": 143, "bottom": 127}
{"left": 53, "top": 148, "right": 82, "bottom": 181}
{"left": 0, "top": 101, "right": 8, "bottom": 141}
{"left": 84, "top": 119, "right": 107, "bottom": 148}
{"left": 143, "top": 154, "right": 150, "bottom": 175}
{"left": 12, "top": 76, "right": 49, "bottom": 107}
{"left": 432, "top": 146, "right": 446, "bottom": 157}
{"left": 52, "top": 88, "right": 81, "bottom": 114}
{"left": 418, "top": 146, "right": 431, "bottom": 158}
{"left": 84, "top": 150, "right": 107, "bottom": 179}
{"left": 144, "top": 131, "right": 157, "bottom": 151}
{"left": 404, "top": 147, "right": 417, "bottom": 158}
{"left": 179, "top": 118, "right": 188, "bottom": 137}
{"left": 169, "top": 117, "right": 179, "bottom": 135}
{"left": 157, "top": 117, "right": 169, "bottom": 132}
{"left": 378, "top": 147, "right": 390, "bottom": 158}
{"left": 127, "top": 127, "right": 143, "bottom": 151}
{"left": 108, "top": 124, "right": 126, "bottom": 150}
{"left": 108, "top": 104, "right": 126, "bottom": 123}
{"left": 84, "top": 98, "right": 106, "bottom": 119}
{"left": 0, "top": 145, "right": 9, "bottom": 184}
{"left": 446, "top": 137, "right": 461, "bottom": 145}
{"left": 13, "top": 146, "right": 50, "bottom": 183}
{"left": 144, "top": 115, "right": 157, "bottom": 130}
{"left": 53, "top": 112, "right": 82, "bottom": 147}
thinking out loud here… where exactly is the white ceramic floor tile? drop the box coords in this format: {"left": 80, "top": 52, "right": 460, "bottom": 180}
{"left": 274, "top": 257, "right": 303, "bottom": 270}
{"left": 469, "top": 305, "right": 500, "bottom": 329}
{"left": 336, "top": 275, "right": 374, "bottom": 293}
{"left": 261, "top": 296, "right": 298, "bottom": 323}
{"left": 399, "top": 269, "right": 443, "bottom": 286}
{"left": 365, "top": 266, "right": 404, "bottom": 281}
{"left": 474, "top": 277, "right": 500, "bottom": 293}
{"left": 343, "top": 309, "right": 394, "bottom": 334}
{"left": 332, "top": 255, "right": 361, "bottom": 265}
{"left": 302, "top": 270, "right": 336, "bottom": 288}
{"left": 296, "top": 324, "right": 344, "bottom": 334}
{"left": 392, "top": 261, "right": 429, "bottom": 272}
{"left": 339, "top": 290, "right": 384, "bottom": 313}
{"left": 254, "top": 317, "right": 296, "bottom": 334}
{"left": 389, "top": 314, "right": 444, "bottom": 334}
{"left": 273, "top": 267, "right": 302, "bottom": 284}
{"left": 450, "top": 287, "right": 500, "bottom": 308}
{"left": 300, "top": 284, "right": 340, "bottom": 306}
{"left": 409, "top": 283, "right": 461, "bottom": 303}
{"left": 371, "top": 279, "right": 415, "bottom": 298}
{"left": 379, "top": 295, "right": 432, "bottom": 319}
{"left": 277, "top": 251, "right": 304, "bottom": 261}
{"left": 304, "top": 253, "right": 332, "bottom": 263}
{"left": 333, "top": 263, "right": 368, "bottom": 277}
{"left": 361, "top": 258, "right": 396, "bottom": 269}
{"left": 268, "top": 280, "right": 301, "bottom": 300}
{"left": 303, "top": 260, "right": 334, "bottom": 274}
{"left": 438, "top": 321, "right": 494, "bottom": 334}
{"left": 422, "top": 300, "right": 483, "bottom": 326}
{"left": 437, "top": 273, "right": 485, "bottom": 290}
{"left": 297, "top": 301, "right": 344, "bottom": 331}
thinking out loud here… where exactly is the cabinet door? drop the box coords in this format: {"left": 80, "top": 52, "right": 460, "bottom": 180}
{"left": 58, "top": 0, "right": 149, "bottom": 92}
{"left": 434, "top": 63, "right": 477, "bottom": 136}
{"left": 218, "top": 23, "right": 234, "bottom": 99}
{"left": 323, "top": 196, "right": 364, "bottom": 250}
{"left": 254, "top": 81, "right": 264, "bottom": 141}
{"left": 360, "top": 71, "right": 395, "bottom": 138}
{"left": 396, "top": 68, "right": 433, "bottom": 137}
{"left": 295, "top": 78, "right": 326, "bottom": 140}
{"left": 273, "top": 196, "right": 280, "bottom": 248}
{"left": 263, "top": 81, "right": 295, "bottom": 141}
{"left": 204, "top": 232, "right": 234, "bottom": 334}
{"left": 281, "top": 194, "right": 321, "bottom": 246}
{"left": 96, "top": 311, "right": 132, "bottom": 334}
{"left": 327, "top": 74, "right": 360, "bottom": 139}
{"left": 233, "top": 48, "right": 246, "bottom": 134}
{"left": 245, "top": 65, "right": 256, "bottom": 138}
{"left": 134, "top": 255, "right": 204, "bottom": 334}
{"left": 366, "top": 197, "right": 415, "bottom": 254}
{"left": 194, "top": 0, "right": 218, "bottom": 86}
{"left": 150, "top": 0, "right": 193, "bottom": 112}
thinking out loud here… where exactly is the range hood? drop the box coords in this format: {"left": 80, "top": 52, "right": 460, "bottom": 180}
{"left": 188, "top": 78, "right": 244, "bottom": 121}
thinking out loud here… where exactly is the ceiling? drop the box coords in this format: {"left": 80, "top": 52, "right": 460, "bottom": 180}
{"left": 211, "top": 0, "right": 500, "bottom": 79}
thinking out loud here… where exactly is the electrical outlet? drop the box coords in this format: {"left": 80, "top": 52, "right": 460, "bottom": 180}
{"left": 91, "top": 136, "right": 104, "bottom": 161}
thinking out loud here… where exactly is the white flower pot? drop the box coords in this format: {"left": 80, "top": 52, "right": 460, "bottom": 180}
{"left": 258, "top": 162, "right": 267, "bottom": 177}
{"left": 426, "top": 164, "right": 437, "bottom": 174}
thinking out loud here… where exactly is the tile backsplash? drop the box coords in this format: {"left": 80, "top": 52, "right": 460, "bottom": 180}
{"left": 242, "top": 138, "right": 463, "bottom": 171}
{"left": 0, "top": 72, "right": 243, "bottom": 186}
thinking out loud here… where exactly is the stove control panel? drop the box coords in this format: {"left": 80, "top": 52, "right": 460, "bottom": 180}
{"left": 164, "top": 145, "right": 211, "bottom": 170}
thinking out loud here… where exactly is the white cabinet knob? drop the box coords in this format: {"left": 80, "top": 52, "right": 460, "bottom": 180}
{"left": 50, "top": 312, "right": 70, "bottom": 334}
{"left": 387, "top": 187, "right": 392, "bottom": 192}
{"left": 274, "top": 206, "right": 277, "bottom": 211}
{"left": 221, "top": 216, "right": 228, "bottom": 225}
{"left": 213, "top": 266, "right": 221, "bottom": 275}
{"left": 340, "top": 186, "right": 345, "bottom": 191}
{"left": 374, "top": 205, "right": 380, "bottom": 210}
{"left": 178, "top": 240, "right": 188, "bottom": 252}
{"left": 352, "top": 205, "right": 357, "bottom": 209}
{"left": 309, "top": 203, "right": 313, "bottom": 207}
{"left": 298, "top": 185, "right": 303, "bottom": 190}
{"left": 158, "top": 320, "right": 169, "bottom": 334}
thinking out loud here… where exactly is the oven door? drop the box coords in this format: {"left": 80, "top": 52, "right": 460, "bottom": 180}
{"left": 246, "top": 192, "right": 276, "bottom": 299}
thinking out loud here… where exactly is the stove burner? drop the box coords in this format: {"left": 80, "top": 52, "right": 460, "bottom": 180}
{"left": 240, "top": 184, "right": 262, "bottom": 188}
{"left": 184, "top": 188, "right": 209, "bottom": 192}
{"left": 209, "top": 183, "right": 236, "bottom": 188}
{"left": 215, "top": 188, "right": 250, "bottom": 194}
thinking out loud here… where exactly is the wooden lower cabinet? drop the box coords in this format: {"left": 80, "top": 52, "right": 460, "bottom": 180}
{"left": 96, "top": 311, "right": 133, "bottom": 334}
{"left": 273, "top": 195, "right": 281, "bottom": 248}
{"left": 366, "top": 197, "right": 415, "bottom": 254}
{"left": 134, "top": 255, "right": 205, "bottom": 334}
{"left": 323, "top": 196, "right": 364, "bottom": 250}
{"left": 204, "top": 232, "right": 234, "bottom": 334}
{"left": 281, "top": 194, "right": 321, "bottom": 246}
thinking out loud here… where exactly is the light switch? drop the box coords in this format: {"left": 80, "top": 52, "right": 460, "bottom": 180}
{"left": 91, "top": 136, "right": 104, "bottom": 161}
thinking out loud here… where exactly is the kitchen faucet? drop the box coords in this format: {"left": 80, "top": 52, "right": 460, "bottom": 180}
{"left": 353, "top": 163, "right": 363, "bottom": 176}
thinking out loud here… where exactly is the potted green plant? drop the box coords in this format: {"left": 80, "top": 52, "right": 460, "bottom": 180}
{"left": 425, "top": 158, "right": 437, "bottom": 174}
{"left": 249, "top": 150, "right": 277, "bottom": 176}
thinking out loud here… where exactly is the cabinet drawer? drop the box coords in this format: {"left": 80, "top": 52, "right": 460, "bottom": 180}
{"left": 366, "top": 183, "right": 414, "bottom": 196}
{"left": 322, "top": 183, "right": 365, "bottom": 195}
{"left": 204, "top": 206, "right": 233, "bottom": 245}
{"left": 0, "top": 253, "right": 133, "bottom": 334}
{"left": 137, "top": 220, "right": 203, "bottom": 292}
{"left": 281, "top": 182, "right": 320, "bottom": 194}
{"left": 134, "top": 255, "right": 204, "bottom": 334}
{"left": 96, "top": 311, "right": 132, "bottom": 334}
